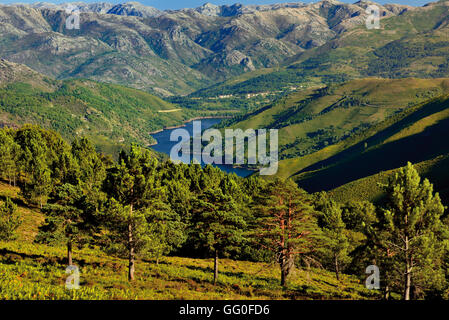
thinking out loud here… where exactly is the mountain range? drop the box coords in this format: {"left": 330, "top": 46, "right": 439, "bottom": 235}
{"left": 0, "top": 0, "right": 416, "bottom": 96}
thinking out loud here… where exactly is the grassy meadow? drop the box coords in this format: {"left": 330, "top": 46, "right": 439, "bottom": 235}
{"left": 0, "top": 182, "right": 375, "bottom": 300}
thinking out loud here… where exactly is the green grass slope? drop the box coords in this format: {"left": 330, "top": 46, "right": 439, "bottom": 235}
{"left": 329, "top": 153, "right": 449, "bottom": 205}
{"left": 290, "top": 93, "right": 449, "bottom": 197}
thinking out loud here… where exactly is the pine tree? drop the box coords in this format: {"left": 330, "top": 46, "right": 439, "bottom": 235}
{"left": 160, "top": 161, "right": 194, "bottom": 224}
{"left": 71, "top": 138, "right": 106, "bottom": 191}
{"left": 37, "top": 137, "right": 106, "bottom": 266}
{"left": 318, "top": 200, "right": 350, "bottom": 281}
{"left": 0, "top": 129, "right": 20, "bottom": 186}
{"left": 15, "top": 126, "right": 54, "bottom": 208}
{"left": 104, "top": 145, "right": 163, "bottom": 281}
{"left": 252, "top": 178, "right": 319, "bottom": 286}
{"left": 191, "top": 169, "right": 247, "bottom": 285}
{"left": 143, "top": 201, "right": 186, "bottom": 265}
{"left": 0, "top": 197, "right": 22, "bottom": 241}
{"left": 37, "top": 184, "right": 84, "bottom": 266}
{"left": 381, "top": 162, "right": 449, "bottom": 300}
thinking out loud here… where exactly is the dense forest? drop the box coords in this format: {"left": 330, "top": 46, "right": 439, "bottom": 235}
{"left": 1, "top": 124, "right": 449, "bottom": 300}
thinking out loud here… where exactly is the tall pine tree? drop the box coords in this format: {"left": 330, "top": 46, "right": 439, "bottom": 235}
{"left": 191, "top": 167, "right": 247, "bottom": 285}
{"left": 104, "top": 145, "right": 176, "bottom": 281}
{"left": 252, "top": 179, "right": 319, "bottom": 286}
{"left": 381, "top": 162, "right": 449, "bottom": 300}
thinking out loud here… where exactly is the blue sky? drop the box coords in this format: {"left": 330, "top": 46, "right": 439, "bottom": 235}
{"left": 0, "top": 0, "right": 433, "bottom": 10}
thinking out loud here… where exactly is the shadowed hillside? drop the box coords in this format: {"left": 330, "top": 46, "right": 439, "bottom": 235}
{"left": 292, "top": 94, "right": 449, "bottom": 194}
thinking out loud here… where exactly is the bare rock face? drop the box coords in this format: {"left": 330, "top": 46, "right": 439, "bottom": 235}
{"left": 27, "top": 2, "right": 114, "bottom": 13}
{"left": 106, "top": 2, "right": 163, "bottom": 18}
{"left": 0, "top": 1, "right": 419, "bottom": 94}
{"left": 226, "top": 50, "right": 255, "bottom": 70}
{"left": 194, "top": 3, "right": 221, "bottom": 16}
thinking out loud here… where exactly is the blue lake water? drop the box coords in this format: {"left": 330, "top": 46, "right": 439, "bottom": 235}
{"left": 150, "top": 118, "right": 254, "bottom": 177}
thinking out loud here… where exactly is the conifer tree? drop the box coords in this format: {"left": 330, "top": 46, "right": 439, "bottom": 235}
{"left": 318, "top": 200, "right": 350, "bottom": 281}
{"left": 190, "top": 168, "right": 248, "bottom": 284}
{"left": 37, "top": 137, "right": 105, "bottom": 266}
{"left": 37, "top": 184, "right": 84, "bottom": 266}
{"left": 191, "top": 186, "right": 247, "bottom": 285}
{"left": 0, "top": 197, "right": 22, "bottom": 241}
{"left": 71, "top": 138, "right": 107, "bottom": 192}
{"left": 160, "top": 161, "right": 194, "bottom": 224}
{"left": 143, "top": 201, "right": 186, "bottom": 265}
{"left": 381, "top": 162, "right": 449, "bottom": 300}
{"left": 14, "top": 126, "right": 54, "bottom": 208}
{"left": 253, "top": 178, "right": 319, "bottom": 286}
{"left": 104, "top": 145, "right": 171, "bottom": 281}
{"left": 0, "top": 129, "right": 20, "bottom": 186}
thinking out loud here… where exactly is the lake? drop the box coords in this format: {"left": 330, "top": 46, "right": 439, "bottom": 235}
{"left": 150, "top": 118, "right": 254, "bottom": 177}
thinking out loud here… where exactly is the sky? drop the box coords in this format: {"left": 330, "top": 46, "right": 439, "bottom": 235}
{"left": 0, "top": 0, "right": 434, "bottom": 10}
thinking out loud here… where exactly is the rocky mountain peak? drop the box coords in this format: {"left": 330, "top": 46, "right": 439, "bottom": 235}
{"left": 106, "top": 2, "right": 163, "bottom": 18}
{"left": 195, "top": 2, "right": 221, "bottom": 16}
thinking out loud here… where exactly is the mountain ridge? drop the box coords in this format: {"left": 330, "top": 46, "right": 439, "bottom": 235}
{"left": 0, "top": 0, "right": 418, "bottom": 95}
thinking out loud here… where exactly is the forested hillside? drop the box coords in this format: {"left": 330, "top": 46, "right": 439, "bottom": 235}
{"left": 0, "top": 59, "right": 196, "bottom": 154}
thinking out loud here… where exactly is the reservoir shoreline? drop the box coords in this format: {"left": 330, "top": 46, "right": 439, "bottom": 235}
{"left": 149, "top": 115, "right": 233, "bottom": 136}
{"left": 149, "top": 117, "right": 254, "bottom": 177}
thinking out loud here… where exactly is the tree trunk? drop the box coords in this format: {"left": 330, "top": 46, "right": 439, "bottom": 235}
{"left": 280, "top": 266, "right": 286, "bottom": 286}
{"left": 213, "top": 249, "right": 219, "bottom": 285}
{"left": 128, "top": 204, "right": 135, "bottom": 281}
{"left": 67, "top": 239, "right": 73, "bottom": 266}
{"left": 384, "top": 285, "right": 390, "bottom": 300}
{"left": 334, "top": 255, "right": 340, "bottom": 281}
{"left": 280, "top": 265, "right": 288, "bottom": 287}
{"left": 404, "top": 212, "right": 411, "bottom": 301}
{"left": 280, "top": 256, "right": 288, "bottom": 287}
{"left": 280, "top": 253, "right": 295, "bottom": 287}
{"left": 404, "top": 268, "right": 411, "bottom": 300}
{"left": 404, "top": 234, "right": 411, "bottom": 300}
